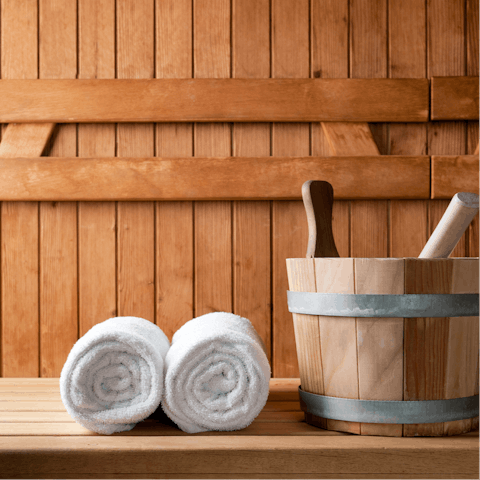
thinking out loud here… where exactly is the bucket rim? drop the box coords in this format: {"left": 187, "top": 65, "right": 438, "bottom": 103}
{"left": 286, "top": 256, "right": 479, "bottom": 260}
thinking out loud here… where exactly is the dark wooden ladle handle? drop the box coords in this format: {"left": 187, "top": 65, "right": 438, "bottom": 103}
{"left": 302, "top": 180, "right": 340, "bottom": 258}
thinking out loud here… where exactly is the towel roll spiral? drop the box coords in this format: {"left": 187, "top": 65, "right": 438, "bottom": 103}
{"left": 60, "top": 316, "right": 170, "bottom": 434}
{"left": 161, "top": 312, "right": 271, "bottom": 433}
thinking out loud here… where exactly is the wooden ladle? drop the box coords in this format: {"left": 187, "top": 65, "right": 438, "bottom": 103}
{"left": 302, "top": 180, "right": 340, "bottom": 258}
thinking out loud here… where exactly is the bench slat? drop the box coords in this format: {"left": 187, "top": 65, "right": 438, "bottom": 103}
{"left": 0, "top": 156, "right": 430, "bottom": 201}
{"left": 431, "top": 76, "right": 479, "bottom": 120}
{"left": 431, "top": 155, "right": 480, "bottom": 198}
{"left": 0, "top": 78, "right": 429, "bottom": 123}
{"left": 0, "top": 377, "right": 477, "bottom": 477}
{"left": 0, "top": 435, "right": 477, "bottom": 476}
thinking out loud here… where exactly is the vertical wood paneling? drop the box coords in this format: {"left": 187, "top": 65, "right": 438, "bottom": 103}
{"left": 194, "top": 0, "right": 232, "bottom": 317}
{"left": 311, "top": 0, "right": 350, "bottom": 258}
{"left": 389, "top": 0, "right": 428, "bottom": 258}
{"left": 39, "top": 0, "right": 78, "bottom": 377}
{"left": 0, "top": 0, "right": 478, "bottom": 381}
{"left": 428, "top": 0, "right": 467, "bottom": 259}
{"left": 272, "top": 0, "right": 310, "bottom": 378}
{"left": 233, "top": 0, "right": 271, "bottom": 360}
{"left": 350, "top": 0, "right": 388, "bottom": 258}
{"left": 467, "top": 0, "right": 479, "bottom": 258}
{"left": 116, "top": 0, "right": 155, "bottom": 322}
{"left": 78, "top": 0, "right": 116, "bottom": 336}
{"left": 0, "top": 0, "right": 39, "bottom": 376}
{"left": 155, "top": 0, "right": 194, "bottom": 340}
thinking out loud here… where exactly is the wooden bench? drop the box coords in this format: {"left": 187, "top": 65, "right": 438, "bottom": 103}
{"left": 0, "top": 378, "right": 478, "bottom": 479}
{"left": 0, "top": 77, "right": 478, "bottom": 478}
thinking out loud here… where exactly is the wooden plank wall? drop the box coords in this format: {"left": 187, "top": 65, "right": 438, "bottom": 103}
{"left": 0, "top": 0, "right": 478, "bottom": 378}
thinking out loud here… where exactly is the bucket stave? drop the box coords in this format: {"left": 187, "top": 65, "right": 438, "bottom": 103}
{"left": 286, "top": 256, "right": 479, "bottom": 437}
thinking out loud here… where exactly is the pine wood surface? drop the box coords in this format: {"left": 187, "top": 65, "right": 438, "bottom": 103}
{"left": 403, "top": 258, "right": 479, "bottom": 436}
{"left": 271, "top": 0, "right": 310, "bottom": 379}
{"left": 0, "top": 378, "right": 477, "bottom": 479}
{"left": 0, "top": 0, "right": 53, "bottom": 378}
{"left": 432, "top": 155, "right": 480, "bottom": 198}
{"left": 155, "top": 0, "right": 194, "bottom": 340}
{"left": 78, "top": 0, "right": 117, "bottom": 337}
{"left": 0, "top": 0, "right": 478, "bottom": 382}
{"left": 428, "top": 0, "right": 469, "bottom": 263}
{"left": 115, "top": 0, "right": 156, "bottom": 324}
{"left": 431, "top": 76, "right": 480, "bottom": 120}
{"left": 310, "top": 0, "right": 350, "bottom": 260}
{"left": 287, "top": 257, "right": 479, "bottom": 438}
{"left": 38, "top": 0, "right": 78, "bottom": 377}
{"left": 388, "top": 0, "right": 429, "bottom": 261}
{"left": 0, "top": 156, "right": 431, "bottom": 201}
{"left": 0, "top": 78, "right": 429, "bottom": 123}
{"left": 193, "top": 0, "right": 232, "bottom": 319}
{"left": 349, "top": 0, "right": 389, "bottom": 264}
{"left": 232, "top": 0, "right": 272, "bottom": 359}
{"left": 466, "top": 0, "right": 480, "bottom": 163}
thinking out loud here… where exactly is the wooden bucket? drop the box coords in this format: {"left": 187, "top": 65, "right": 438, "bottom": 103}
{"left": 286, "top": 256, "right": 479, "bottom": 436}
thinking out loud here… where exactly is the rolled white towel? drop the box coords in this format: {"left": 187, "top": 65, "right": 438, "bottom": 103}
{"left": 161, "top": 312, "right": 271, "bottom": 433}
{"left": 60, "top": 316, "right": 170, "bottom": 434}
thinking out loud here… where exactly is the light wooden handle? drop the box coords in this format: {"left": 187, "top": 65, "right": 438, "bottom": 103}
{"left": 419, "top": 192, "right": 479, "bottom": 258}
{"left": 302, "top": 180, "right": 340, "bottom": 258}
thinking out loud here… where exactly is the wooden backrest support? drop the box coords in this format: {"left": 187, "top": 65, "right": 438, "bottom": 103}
{"left": 0, "top": 77, "right": 478, "bottom": 200}
{"left": 0, "top": 76, "right": 478, "bottom": 378}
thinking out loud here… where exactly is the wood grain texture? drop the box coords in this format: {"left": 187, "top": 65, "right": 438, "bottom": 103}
{"left": 0, "top": 202, "right": 39, "bottom": 377}
{"left": 1, "top": 379, "right": 476, "bottom": 478}
{"left": 355, "top": 258, "right": 404, "bottom": 437}
{"left": 315, "top": 258, "right": 359, "bottom": 434}
{"left": 38, "top": 0, "right": 78, "bottom": 377}
{"left": 194, "top": 0, "right": 232, "bottom": 317}
{"left": 303, "top": 181, "right": 339, "bottom": 258}
{"left": 388, "top": 0, "right": 428, "bottom": 259}
{"left": 116, "top": 0, "right": 155, "bottom": 322}
{"left": 427, "top": 0, "right": 466, "bottom": 161}
{"left": 427, "top": 0, "right": 466, "bottom": 266}
{"left": 0, "top": 156, "right": 431, "bottom": 201}
{"left": 467, "top": 0, "right": 480, "bottom": 166}
{"left": 431, "top": 77, "right": 479, "bottom": 120}
{"left": 77, "top": 0, "right": 116, "bottom": 336}
{"left": 432, "top": 155, "right": 479, "bottom": 199}
{"left": 350, "top": 0, "right": 388, "bottom": 259}
{"left": 0, "top": 78, "right": 430, "bottom": 123}
{"left": 443, "top": 259, "right": 479, "bottom": 435}
{"left": 272, "top": 0, "right": 310, "bottom": 378}
{"left": 232, "top": 0, "right": 271, "bottom": 361}
{"left": 404, "top": 259, "right": 455, "bottom": 437}
{"left": 321, "top": 123, "right": 380, "bottom": 156}
{"left": 0, "top": 123, "right": 55, "bottom": 157}
{"left": 404, "top": 259, "right": 447, "bottom": 437}
{"left": 310, "top": 0, "right": 350, "bottom": 257}
{"left": 0, "top": 0, "right": 47, "bottom": 377}
{"left": 155, "top": 0, "right": 194, "bottom": 339}
{"left": 285, "top": 259, "right": 324, "bottom": 407}
{"left": 466, "top": 0, "right": 480, "bottom": 261}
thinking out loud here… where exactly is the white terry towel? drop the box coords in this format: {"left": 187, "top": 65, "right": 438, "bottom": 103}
{"left": 161, "top": 312, "right": 271, "bottom": 433}
{"left": 60, "top": 316, "right": 170, "bottom": 434}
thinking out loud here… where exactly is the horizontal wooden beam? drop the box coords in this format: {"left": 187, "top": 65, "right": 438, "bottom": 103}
{"left": 431, "top": 155, "right": 479, "bottom": 198}
{"left": 431, "top": 76, "right": 479, "bottom": 120}
{"left": 0, "top": 156, "right": 429, "bottom": 201}
{"left": 0, "top": 79, "right": 429, "bottom": 123}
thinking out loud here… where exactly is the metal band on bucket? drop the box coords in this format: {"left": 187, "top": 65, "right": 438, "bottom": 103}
{"left": 287, "top": 291, "right": 479, "bottom": 317}
{"left": 299, "top": 387, "right": 480, "bottom": 424}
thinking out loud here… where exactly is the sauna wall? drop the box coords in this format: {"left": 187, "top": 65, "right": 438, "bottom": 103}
{"left": 0, "top": 0, "right": 478, "bottom": 378}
